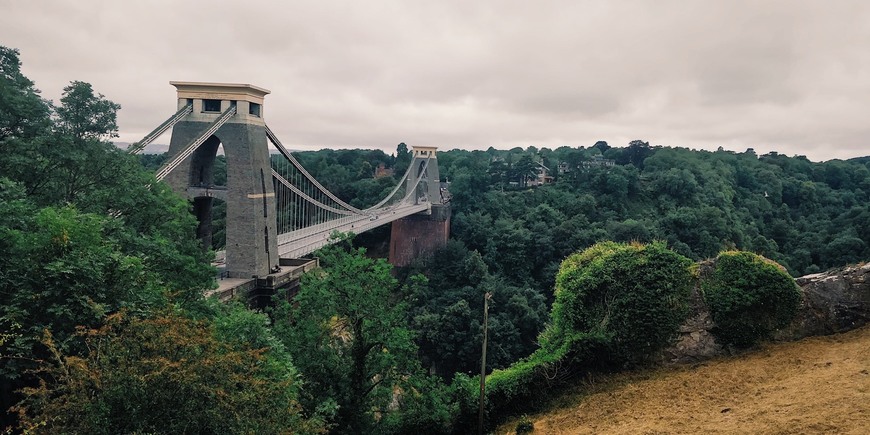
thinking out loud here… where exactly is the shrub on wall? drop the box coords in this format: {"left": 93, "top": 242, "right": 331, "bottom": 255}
{"left": 702, "top": 251, "right": 801, "bottom": 348}
{"left": 452, "top": 334, "right": 611, "bottom": 432}
{"left": 454, "top": 241, "right": 695, "bottom": 432}
{"left": 545, "top": 241, "right": 695, "bottom": 365}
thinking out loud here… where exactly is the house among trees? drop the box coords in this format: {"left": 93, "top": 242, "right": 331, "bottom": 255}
{"left": 581, "top": 155, "right": 616, "bottom": 169}
{"left": 374, "top": 162, "right": 394, "bottom": 178}
{"left": 531, "top": 163, "right": 554, "bottom": 186}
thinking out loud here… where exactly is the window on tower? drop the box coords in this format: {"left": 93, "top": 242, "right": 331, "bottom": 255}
{"left": 202, "top": 99, "right": 221, "bottom": 112}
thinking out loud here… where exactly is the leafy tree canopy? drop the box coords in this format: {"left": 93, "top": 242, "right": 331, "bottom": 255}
{"left": 271, "top": 235, "right": 430, "bottom": 434}
{"left": 0, "top": 47, "right": 51, "bottom": 142}
{"left": 14, "top": 309, "right": 322, "bottom": 435}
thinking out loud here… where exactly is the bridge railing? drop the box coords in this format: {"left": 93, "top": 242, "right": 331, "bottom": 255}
{"left": 267, "top": 126, "right": 426, "bottom": 239}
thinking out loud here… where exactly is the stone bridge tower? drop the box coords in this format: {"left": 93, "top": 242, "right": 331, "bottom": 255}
{"left": 163, "top": 82, "right": 279, "bottom": 278}
{"left": 389, "top": 146, "right": 451, "bottom": 267}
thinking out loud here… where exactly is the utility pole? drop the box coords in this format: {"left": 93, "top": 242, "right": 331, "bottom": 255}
{"left": 478, "top": 291, "right": 493, "bottom": 435}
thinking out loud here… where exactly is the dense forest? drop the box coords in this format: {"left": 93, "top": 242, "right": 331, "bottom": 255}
{"left": 218, "top": 135, "right": 870, "bottom": 379}
{"left": 2, "top": 44, "right": 869, "bottom": 433}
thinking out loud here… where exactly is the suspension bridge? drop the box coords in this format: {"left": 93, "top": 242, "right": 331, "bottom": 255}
{"left": 129, "top": 82, "right": 449, "bottom": 299}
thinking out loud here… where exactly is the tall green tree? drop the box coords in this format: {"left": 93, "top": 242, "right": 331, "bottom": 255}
{"left": 36, "top": 81, "right": 122, "bottom": 204}
{"left": 406, "top": 241, "right": 548, "bottom": 377}
{"left": 272, "top": 237, "right": 420, "bottom": 434}
{"left": 511, "top": 154, "right": 538, "bottom": 187}
{"left": 395, "top": 142, "right": 411, "bottom": 174}
{"left": 54, "top": 81, "right": 120, "bottom": 143}
{"left": 0, "top": 47, "right": 51, "bottom": 143}
{"left": 1, "top": 47, "right": 215, "bottom": 428}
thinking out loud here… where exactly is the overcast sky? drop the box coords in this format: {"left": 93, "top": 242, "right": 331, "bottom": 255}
{"left": 2, "top": 0, "right": 869, "bottom": 161}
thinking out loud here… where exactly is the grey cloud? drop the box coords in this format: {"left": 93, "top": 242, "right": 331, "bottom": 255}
{"left": 1, "top": 0, "right": 869, "bottom": 161}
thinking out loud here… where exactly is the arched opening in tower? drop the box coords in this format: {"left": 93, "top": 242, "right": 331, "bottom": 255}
{"left": 210, "top": 198, "right": 227, "bottom": 250}
{"left": 417, "top": 160, "right": 428, "bottom": 201}
{"left": 189, "top": 136, "right": 227, "bottom": 251}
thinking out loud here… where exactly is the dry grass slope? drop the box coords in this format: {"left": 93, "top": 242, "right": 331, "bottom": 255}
{"left": 498, "top": 325, "right": 869, "bottom": 434}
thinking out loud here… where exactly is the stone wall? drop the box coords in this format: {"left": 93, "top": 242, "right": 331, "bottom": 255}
{"left": 166, "top": 119, "right": 278, "bottom": 278}
{"left": 776, "top": 262, "right": 870, "bottom": 340}
{"left": 388, "top": 204, "right": 450, "bottom": 267}
{"left": 662, "top": 262, "right": 870, "bottom": 364}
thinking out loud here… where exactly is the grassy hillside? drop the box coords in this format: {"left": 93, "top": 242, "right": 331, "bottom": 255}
{"left": 497, "top": 325, "right": 870, "bottom": 434}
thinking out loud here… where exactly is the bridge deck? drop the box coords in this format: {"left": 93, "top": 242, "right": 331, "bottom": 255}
{"left": 208, "top": 257, "right": 319, "bottom": 301}
{"left": 207, "top": 277, "right": 257, "bottom": 301}
{"left": 277, "top": 202, "right": 430, "bottom": 258}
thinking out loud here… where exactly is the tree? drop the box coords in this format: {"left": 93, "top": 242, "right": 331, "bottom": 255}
{"left": 510, "top": 154, "right": 537, "bottom": 187}
{"left": 0, "top": 46, "right": 51, "bottom": 143}
{"left": 487, "top": 159, "right": 508, "bottom": 187}
{"left": 484, "top": 218, "right": 534, "bottom": 281}
{"left": 0, "top": 52, "right": 215, "bottom": 427}
{"left": 14, "top": 310, "right": 322, "bottom": 434}
{"left": 0, "top": 201, "right": 170, "bottom": 384}
{"left": 272, "top": 236, "right": 420, "bottom": 434}
{"left": 413, "top": 299, "right": 480, "bottom": 377}
{"left": 624, "top": 139, "right": 653, "bottom": 168}
{"left": 406, "top": 242, "right": 548, "bottom": 378}
{"left": 395, "top": 142, "right": 411, "bottom": 174}
{"left": 592, "top": 140, "right": 610, "bottom": 153}
{"left": 54, "top": 81, "right": 120, "bottom": 143}
{"left": 0, "top": 66, "right": 214, "bottom": 293}
{"left": 39, "top": 81, "right": 124, "bottom": 204}
{"left": 824, "top": 234, "right": 866, "bottom": 267}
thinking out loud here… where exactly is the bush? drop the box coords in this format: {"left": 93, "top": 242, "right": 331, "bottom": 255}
{"left": 378, "top": 374, "right": 458, "bottom": 435}
{"left": 546, "top": 241, "right": 695, "bottom": 365}
{"left": 461, "top": 331, "right": 611, "bottom": 429}
{"left": 15, "top": 310, "right": 322, "bottom": 435}
{"left": 515, "top": 415, "right": 534, "bottom": 433}
{"left": 452, "top": 241, "right": 694, "bottom": 432}
{"left": 703, "top": 251, "right": 801, "bottom": 347}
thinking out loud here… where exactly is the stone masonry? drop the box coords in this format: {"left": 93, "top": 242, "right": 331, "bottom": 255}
{"left": 662, "top": 261, "right": 870, "bottom": 364}
{"left": 163, "top": 82, "right": 278, "bottom": 278}
{"left": 389, "top": 204, "right": 451, "bottom": 267}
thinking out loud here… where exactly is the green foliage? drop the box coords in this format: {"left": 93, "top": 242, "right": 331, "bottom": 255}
{"left": 14, "top": 310, "right": 322, "bottom": 435}
{"left": 0, "top": 47, "right": 51, "bottom": 142}
{"left": 452, "top": 332, "right": 610, "bottom": 432}
{"left": 0, "top": 46, "right": 214, "bottom": 429}
{"left": 54, "top": 81, "right": 120, "bottom": 142}
{"left": 449, "top": 242, "right": 692, "bottom": 432}
{"left": 3, "top": 42, "right": 868, "bottom": 434}
{"left": 377, "top": 374, "right": 458, "bottom": 435}
{"left": 0, "top": 202, "right": 169, "bottom": 381}
{"left": 394, "top": 142, "right": 411, "bottom": 174}
{"left": 445, "top": 143, "right": 870, "bottom": 282}
{"left": 515, "top": 415, "right": 534, "bottom": 434}
{"left": 481, "top": 355, "right": 559, "bottom": 418}
{"left": 272, "top": 236, "right": 424, "bottom": 434}
{"left": 405, "top": 241, "right": 548, "bottom": 378}
{"left": 547, "top": 241, "right": 694, "bottom": 365}
{"left": 702, "top": 251, "right": 801, "bottom": 348}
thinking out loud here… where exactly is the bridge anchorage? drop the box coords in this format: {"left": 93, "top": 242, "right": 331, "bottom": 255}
{"left": 130, "top": 82, "right": 449, "bottom": 302}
